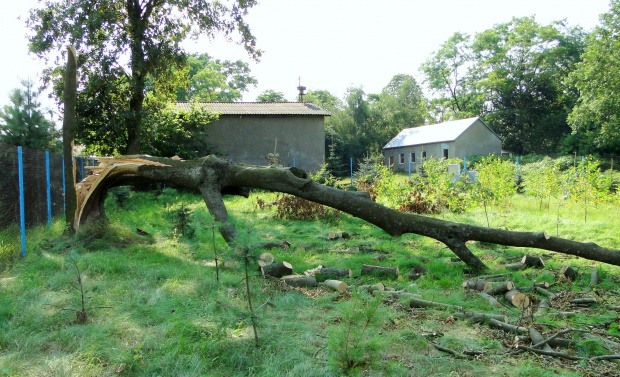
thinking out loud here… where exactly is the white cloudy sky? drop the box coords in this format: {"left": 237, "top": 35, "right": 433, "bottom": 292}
{"left": 0, "top": 0, "right": 612, "bottom": 115}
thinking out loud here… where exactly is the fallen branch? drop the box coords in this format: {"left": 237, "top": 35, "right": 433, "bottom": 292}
{"left": 430, "top": 342, "right": 468, "bottom": 359}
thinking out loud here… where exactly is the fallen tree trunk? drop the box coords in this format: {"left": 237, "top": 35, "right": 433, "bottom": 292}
{"left": 74, "top": 156, "right": 620, "bottom": 271}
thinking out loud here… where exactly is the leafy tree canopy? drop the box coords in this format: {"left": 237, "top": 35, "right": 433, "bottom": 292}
{"left": 176, "top": 53, "right": 257, "bottom": 102}
{"left": 256, "top": 90, "right": 288, "bottom": 102}
{"left": 0, "top": 80, "right": 60, "bottom": 152}
{"left": 28, "top": 0, "right": 260, "bottom": 155}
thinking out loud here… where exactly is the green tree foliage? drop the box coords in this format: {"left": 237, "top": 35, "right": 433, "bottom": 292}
{"left": 0, "top": 80, "right": 60, "bottom": 152}
{"left": 28, "top": 0, "right": 260, "bottom": 155}
{"left": 422, "top": 18, "right": 586, "bottom": 155}
{"left": 176, "top": 53, "right": 257, "bottom": 102}
{"left": 256, "top": 90, "right": 287, "bottom": 102}
{"left": 567, "top": 0, "right": 620, "bottom": 155}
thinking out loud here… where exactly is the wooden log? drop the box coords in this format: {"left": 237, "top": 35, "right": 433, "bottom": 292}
{"left": 282, "top": 275, "right": 317, "bottom": 288}
{"left": 258, "top": 252, "right": 275, "bottom": 267}
{"left": 478, "top": 292, "right": 503, "bottom": 308}
{"left": 529, "top": 327, "right": 554, "bottom": 352}
{"left": 462, "top": 278, "right": 492, "bottom": 292}
{"left": 351, "top": 283, "right": 385, "bottom": 293}
{"left": 322, "top": 279, "right": 347, "bottom": 293}
{"left": 534, "top": 298, "right": 551, "bottom": 318}
{"left": 505, "top": 262, "right": 525, "bottom": 271}
{"left": 522, "top": 255, "right": 545, "bottom": 268}
{"left": 549, "top": 311, "right": 576, "bottom": 318}
{"left": 570, "top": 298, "right": 597, "bottom": 306}
{"left": 504, "top": 289, "right": 530, "bottom": 309}
{"left": 476, "top": 273, "right": 510, "bottom": 280}
{"left": 534, "top": 281, "right": 551, "bottom": 289}
{"left": 315, "top": 267, "right": 352, "bottom": 282}
{"left": 514, "top": 335, "right": 578, "bottom": 348}
{"left": 360, "top": 264, "right": 399, "bottom": 279}
{"left": 407, "top": 297, "right": 463, "bottom": 311}
{"left": 488, "top": 318, "right": 527, "bottom": 334}
{"left": 560, "top": 266, "right": 578, "bottom": 281}
{"left": 535, "top": 286, "right": 555, "bottom": 298}
{"left": 261, "top": 261, "right": 293, "bottom": 278}
{"left": 590, "top": 268, "right": 599, "bottom": 286}
{"left": 453, "top": 311, "right": 508, "bottom": 324}
{"left": 378, "top": 291, "right": 421, "bottom": 300}
{"left": 483, "top": 281, "right": 515, "bottom": 296}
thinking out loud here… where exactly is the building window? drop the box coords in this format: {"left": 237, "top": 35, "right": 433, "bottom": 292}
{"left": 422, "top": 151, "right": 427, "bottom": 159}
{"left": 399, "top": 154, "right": 405, "bottom": 164}
{"left": 443, "top": 148, "right": 449, "bottom": 159}
{"left": 410, "top": 152, "right": 415, "bottom": 163}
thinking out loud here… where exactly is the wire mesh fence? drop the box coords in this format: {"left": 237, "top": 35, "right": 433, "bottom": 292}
{"left": 0, "top": 142, "right": 95, "bottom": 265}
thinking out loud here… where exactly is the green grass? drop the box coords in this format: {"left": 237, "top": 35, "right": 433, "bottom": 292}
{"left": 1, "top": 188, "right": 619, "bottom": 376}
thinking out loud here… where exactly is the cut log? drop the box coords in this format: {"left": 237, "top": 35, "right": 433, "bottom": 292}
{"left": 483, "top": 281, "right": 515, "bottom": 295}
{"left": 462, "top": 278, "right": 493, "bottom": 292}
{"left": 360, "top": 264, "right": 399, "bottom": 279}
{"left": 560, "top": 266, "right": 578, "bottom": 281}
{"left": 535, "top": 286, "right": 555, "bottom": 298}
{"left": 522, "top": 255, "right": 545, "bottom": 268}
{"left": 477, "top": 292, "right": 503, "bottom": 308}
{"left": 504, "top": 289, "right": 530, "bottom": 309}
{"left": 590, "top": 268, "right": 599, "bottom": 286}
{"left": 315, "top": 267, "right": 352, "bottom": 282}
{"left": 282, "top": 275, "right": 317, "bottom": 288}
{"left": 261, "top": 261, "right": 293, "bottom": 278}
{"left": 352, "top": 283, "right": 385, "bottom": 293}
{"left": 379, "top": 290, "right": 422, "bottom": 300}
{"left": 529, "top": 327, "right": 554, "bottom": 352}
{"left": 549, "top": 311, "right": 576, "bottom": 318}
{"left": 476, "top": 273, "right": 510, "bottom": 280}
{"left": 534, "top": 281, "right": 551, "bottom": 288}
{"left": 534, "top": 298, "right": 551, "bottom": 317}
{"left": 514, "top": 335, "right": 578, "bottom": 348}
{"left": 322, "top": 279, "right": 347, "bottom": 293}
{"left": 570, "top": 298, "right": 597, "bottom": 306}
{"left": 453, "top": 311, "right": 508, "bottom": 324}
{"left": 258, "top": 252, "right": 275, "bottom": 267}
{"left": 407, "top": 297, "right": 463, "bottom": 311}
{"left": 505, "top": 262, "right": 525, "bottom": 271}
{"left": 488, "top": 318, "right": 528, "bottom": 334}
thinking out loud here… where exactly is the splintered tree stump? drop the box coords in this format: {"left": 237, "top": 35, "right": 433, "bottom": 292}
{"left": 504, "top": 289, "right": 530, "bottom": 309}
{"left": 478, "top": 292, "right": 503, "bottom": 308}
{"left": 282, "top": 275, "right": 317, "bottom": 288}
{"left": 322, "top": 279, "right": 348, "bottom": 293}
{"left": 521, "top": 255, "right": 545, "bottom": 268}
{"left": 482, "top": 281, "right": 514, "bottom": 295}
{"left": 360, "top": 264, "right": 399, "bottom": 279}
{"left": 315, "top": 267, "right": 352, "bottom": 282}
{"left": 261, "top": 261, "right": 293, "bottom": 278}
{"left": 257, "top": 252, "right": 275, "bottom": 267}
{"left": 560, "top": 266, "right": 578, "bottom": 281}
{"left": 462, "top": 278, "right": 493, "bottom": 292}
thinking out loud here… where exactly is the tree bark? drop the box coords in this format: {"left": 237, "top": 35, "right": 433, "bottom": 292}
{"left": 261, "top": 262, "right": 293, "bottom": 278}
{"left": 360, "top": 264, "right": 399, "bottom": 279}
{"left": 63, "top": 46, "right": 78, "bottom": 231}
{"left": 75, "top": 156, "right": 620, "bottom": 271}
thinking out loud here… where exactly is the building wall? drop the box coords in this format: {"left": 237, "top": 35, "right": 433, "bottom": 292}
{"left": 204, "top": 115, "right": 325, "bottom": 172}
{"left": 382, "top": 120, "right": 502, "bottom": 172}
{"left": 453, "top": 119, "right": 502, "bottom": 158}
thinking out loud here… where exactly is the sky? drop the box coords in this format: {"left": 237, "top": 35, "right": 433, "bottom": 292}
{"left": 0, "top": 0, "right": 613, "bottom": 116}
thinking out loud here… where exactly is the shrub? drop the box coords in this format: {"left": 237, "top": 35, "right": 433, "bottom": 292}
{"left": 273, "top": 194, "right": 341, "bottom": 221}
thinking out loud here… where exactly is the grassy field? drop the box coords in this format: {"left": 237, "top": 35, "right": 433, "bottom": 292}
{"left": 1, "top": 187, "right": 619, "bottom": 376}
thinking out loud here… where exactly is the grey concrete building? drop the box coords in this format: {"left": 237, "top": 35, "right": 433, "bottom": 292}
{"left": 175, "top": 102, "right": 329, "bottom": 172}
{"left": 382, "top": 117, "right": 502, "bottom": 171}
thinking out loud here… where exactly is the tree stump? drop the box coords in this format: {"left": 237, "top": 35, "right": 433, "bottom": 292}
{"left": 360, "top": 264, "right": 399, "bottom": 279}
{"left": 590, "top": 268, "right": 599, "bottom": 286}
{"left": 504, "top": 289, "right": 530, "bottom": 309}
{"left": 261, "top": 261, "right": 293, "bottom": 278}
{"left": 560, "top": 266, "right": 578, "bottom": 281}
{"left": 521, "top": 255, "right": 545, "bottom": 268}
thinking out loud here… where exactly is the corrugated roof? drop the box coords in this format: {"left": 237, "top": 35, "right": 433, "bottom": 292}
{"left": 174, "top": 102, "right": 330, "bottom": 116}
{"left": 383, "top": 117, "right": 490, "bottom": 149}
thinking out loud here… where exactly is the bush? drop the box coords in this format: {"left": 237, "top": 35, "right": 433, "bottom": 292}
{"left": 273, "top": 194, "right": 341, "bottom": 221}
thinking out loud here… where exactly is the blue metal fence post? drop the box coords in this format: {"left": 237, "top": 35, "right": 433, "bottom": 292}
{"left": 46, "top": 151, "right": 52, "bottom": 226}
{"left": 350, "top": 157, "right": 353, "bottom": 186}
{"left": 18, "top": 147, "right": 26, "bottom": 257}
{"left": 292, "top": 158, "right": 296, "bottom": 167}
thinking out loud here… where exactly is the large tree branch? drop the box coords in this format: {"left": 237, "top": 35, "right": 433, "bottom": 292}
{"left": 77, "top": 156, "right": 620, "bottom": 271}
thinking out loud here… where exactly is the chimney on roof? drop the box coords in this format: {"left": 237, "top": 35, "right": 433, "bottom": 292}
{"left": 297, "top": 76, "right": 306, "bottom": 102}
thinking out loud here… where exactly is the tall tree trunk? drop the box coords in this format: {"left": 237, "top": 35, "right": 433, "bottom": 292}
{"left": 125, "top": 0, "right": 147, "bottom": 155}
{"left": 63, "top": 46, "right": 78, "bottom": 231}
